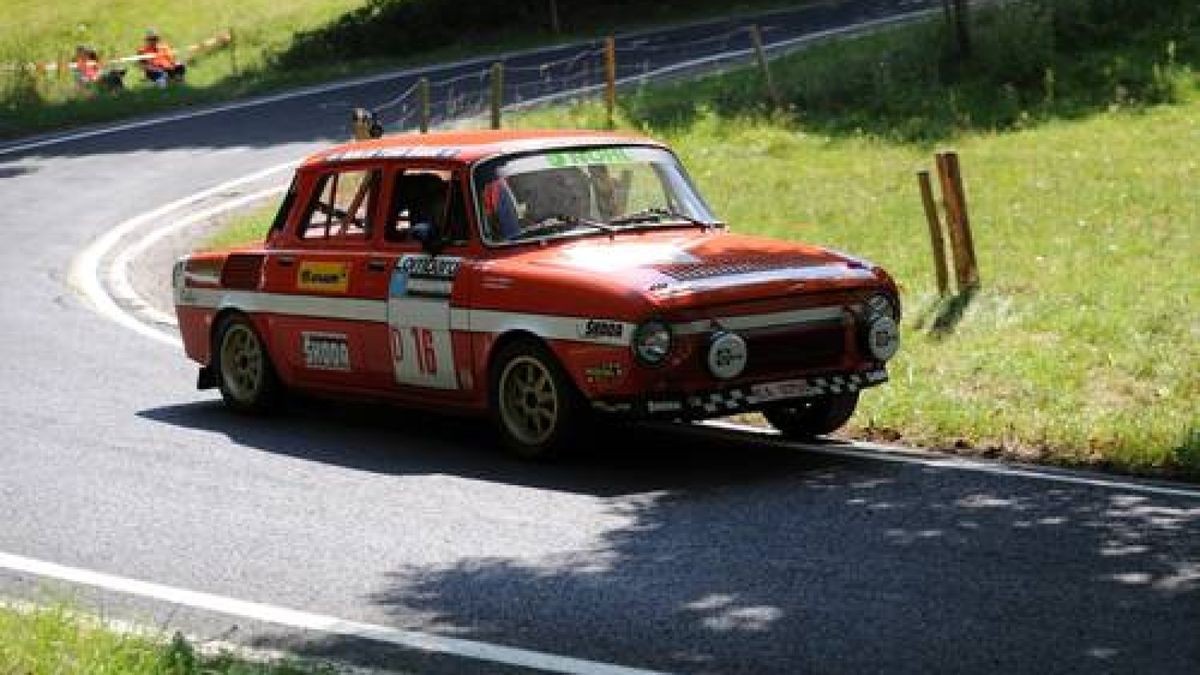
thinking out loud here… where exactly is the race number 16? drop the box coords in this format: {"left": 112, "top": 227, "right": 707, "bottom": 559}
{"left": 411, "top": 327, "right": 437, "bottom": 375}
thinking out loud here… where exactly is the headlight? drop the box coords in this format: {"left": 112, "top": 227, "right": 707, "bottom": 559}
{"left": 632, "top": 321, "right": 672, "bottom": 365}
{"left": 866, "top": 315, "right": 901, "bottom": 361}
{"left": 865, "top": 292, "right": 900, "bottom": 321}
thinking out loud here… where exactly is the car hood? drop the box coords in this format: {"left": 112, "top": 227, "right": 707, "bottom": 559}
{"left": 477, "top": 229, "right": 890, "bottom": 316}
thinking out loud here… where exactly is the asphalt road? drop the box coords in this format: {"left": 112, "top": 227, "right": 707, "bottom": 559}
{"left": 0, "top": 1, "right": 1197, "bottom": 673}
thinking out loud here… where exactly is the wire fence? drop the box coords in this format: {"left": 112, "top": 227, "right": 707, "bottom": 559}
{"left": 362, "top": 22, "right": 781, "bottom": 135}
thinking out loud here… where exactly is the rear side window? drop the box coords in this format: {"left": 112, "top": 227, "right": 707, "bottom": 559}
{"left": 300, "top": 169, "right": 379, "bottom": 241}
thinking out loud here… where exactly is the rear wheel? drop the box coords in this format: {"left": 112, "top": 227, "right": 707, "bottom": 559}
{"left": 489, "top": 340, "right": 580, "bottom": 460}
{"left": 213, "top": 314, "right": 280, "bottom": 413}
{"left": 763, "top": 392, "right": 859, "bottom": 440}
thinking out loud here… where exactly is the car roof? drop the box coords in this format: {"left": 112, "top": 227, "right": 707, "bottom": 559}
{"left": 301, "top": 128, "right": 665, "bottom": 167}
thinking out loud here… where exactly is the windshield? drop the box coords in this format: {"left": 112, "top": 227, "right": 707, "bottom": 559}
{"left": 474, "top": 145, "right": 717, "bottom": 244}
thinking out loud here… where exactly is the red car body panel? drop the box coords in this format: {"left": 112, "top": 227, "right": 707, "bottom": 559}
{"left": 174, "top": 130, "right": 899, "bottom": 420}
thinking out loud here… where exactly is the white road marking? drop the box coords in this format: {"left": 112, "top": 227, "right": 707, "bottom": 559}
{"left": 0, "top": 551, "right": 668, "bottom": 675}
{"left": 700, "top": 420, "right": 1200, "bottom": 500}
{"left": 0, "top": 41, "right": 589, "bottom": 158}
{"left": 68, "top": 161, "right": 295, "bottom": 348}
{"left": 110, "top": 184, "right": 288, "bottom": 328}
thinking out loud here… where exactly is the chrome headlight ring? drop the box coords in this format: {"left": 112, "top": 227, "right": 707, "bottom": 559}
{"left": 632, "top": 320, "right": 673, "bottom": 366}
{"left": 865, "top": 292, "right": 900, "bottom": 321}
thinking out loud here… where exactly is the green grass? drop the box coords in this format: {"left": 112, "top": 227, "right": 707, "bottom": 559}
{"left": 0, "top": 603, "right": 332, "bottom": 674}
{"left": 204, "top": 201, "right": 278, "bottom": 250}
{"left": 0, "top": 0, "right": 370, "bottom": 137}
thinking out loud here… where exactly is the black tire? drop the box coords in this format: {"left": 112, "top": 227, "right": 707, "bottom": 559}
{"left": 763, "top": 392, "right": 859, "bottom": 440}
{"left": 213, "top": 314, "right": 281, "bottom": 413}
{"left": 488, "top": 339, "right": 581, "bottom": 460}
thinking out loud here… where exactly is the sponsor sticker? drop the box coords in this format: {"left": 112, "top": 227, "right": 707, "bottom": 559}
{"left": 546, "top": 147, "right": 631, "bottom": 168}
{"left": 584, "top": 362, "right": 624, "bottom": 383}
{"left": 391, "top": 255, "right": 462, "bottom": 299}
{"left": 397, "top": 255, "right": 462, "bottom": 279}
{"left": 297, "top": 261, "right": 349, "bottom": 293}
{"left": 577, "top": 319, "right": 625, "bottom": 341}
{"left": 325, "top": 147, "right": 460, "bottom": 162}
{"left": 302, "top": 332, "right": 351, "bottom": 371}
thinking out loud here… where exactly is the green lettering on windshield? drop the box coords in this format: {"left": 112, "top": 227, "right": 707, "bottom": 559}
{"left": 546, "top": 148, "right": 632, "bottom": 168}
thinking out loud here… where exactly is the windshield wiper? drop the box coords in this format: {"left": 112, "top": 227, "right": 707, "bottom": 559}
{"left": 607, "top": 207, "right": 708, "bottom": 228}
{"left": 508, "top": 215, "right": 616, "bottom": 241}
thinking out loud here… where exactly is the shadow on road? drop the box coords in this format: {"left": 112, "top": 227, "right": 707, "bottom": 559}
{"left": 142, "top": 399, "right": 1200, "bottom": 674}
{"left": 137, "top": 397, "right": 850, "bottom": 497}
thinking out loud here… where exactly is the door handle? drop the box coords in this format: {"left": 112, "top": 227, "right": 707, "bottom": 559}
{"left": 367, "top": 259, "right": 389, "bottom": 272}
{"left": 277, "top": 255, "right": 295, "bottom": 267}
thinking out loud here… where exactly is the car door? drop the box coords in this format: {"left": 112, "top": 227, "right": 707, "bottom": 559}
{"left": 265, "top": 164, "right": 385, "bottom": 391}
{"left": 376, "top": 166, "right": 476, "bottom": 395}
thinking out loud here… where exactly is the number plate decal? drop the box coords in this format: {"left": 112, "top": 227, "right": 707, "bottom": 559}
{"left": 301, "top": 332, "right": 351, "bottom": 371}
{"left": 387, "top": 255, "right": 463, "bottom": 390}
{"left": 750, "top": 379, "right": 822, "bottom": 403}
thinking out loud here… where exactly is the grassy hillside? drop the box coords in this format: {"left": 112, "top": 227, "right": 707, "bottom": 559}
{"left": 0, "top": 0, "right": 368, "bottom": 136}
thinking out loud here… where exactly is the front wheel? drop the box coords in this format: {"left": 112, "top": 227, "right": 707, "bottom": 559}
{"left": 213, "top": 314, "right": 280, "bottom": 413}
{"left": 489, "top": 340, "right": 580, "bottom": 460}
{"left": 763, "top": 392, "right": 859, "bottom": 440}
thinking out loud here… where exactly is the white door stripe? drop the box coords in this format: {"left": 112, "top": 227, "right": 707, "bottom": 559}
{"left": 0, "top": 551, "right": 668, "bottom": 675}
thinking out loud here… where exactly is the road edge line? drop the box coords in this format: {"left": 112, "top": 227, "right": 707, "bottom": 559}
{"left": 0, "top": 552, "right": 669, "bottom": 675}
{"left": 699, "top": 420, "right": 1200, "bottom": 500}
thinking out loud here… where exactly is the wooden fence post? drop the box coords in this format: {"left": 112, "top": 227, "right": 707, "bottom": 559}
{"left": 490, "top": 62, "right": 504, "bottom": 130}
{"left": 935, "top": 151, "right": 980, "bottom": 290}
{"left": 229, "top": 27, "right": 239, "bottom": 77}
{"left": 918, "top": 170, "right": 950, "bottom": 295}
{"left": 549, "top": 0, "right": 561, "bottom": 35}
{"left": 418, "top": 77, "right": 430, "bottom": 133}
{"left": 749, "top": 25, "right": 780, "bottom": 108}
{"left": 604, "top": 36, "right": 617, "bottom": 129}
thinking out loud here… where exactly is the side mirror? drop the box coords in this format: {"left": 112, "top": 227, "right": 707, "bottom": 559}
{"left": 411, "top": 222, "right": 444, "bottom": 254}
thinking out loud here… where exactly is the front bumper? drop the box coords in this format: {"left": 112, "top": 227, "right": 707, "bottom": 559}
{"left": 590, "top": 367, "right": 887, "bottom": 419}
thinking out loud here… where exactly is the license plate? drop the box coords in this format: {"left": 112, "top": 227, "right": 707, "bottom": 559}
{"left": 751, "top": 379, "right": 821, "bottom": 402}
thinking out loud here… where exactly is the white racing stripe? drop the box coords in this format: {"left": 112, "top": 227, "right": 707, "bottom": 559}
{"left": 699, "top": 420, "right": 1200, "bottom": 500}
{"left": 0, "top": 551, "right": 668, "bottom": 675}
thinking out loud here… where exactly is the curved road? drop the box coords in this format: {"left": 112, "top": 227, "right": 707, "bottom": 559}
{"left": 1, "top": 2, "right": 1197, "bottom": 673}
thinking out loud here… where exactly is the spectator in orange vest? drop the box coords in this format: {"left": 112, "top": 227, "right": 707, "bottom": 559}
{"left": 73, "top": 46, "right": 125, "bottom": 94}
{"left": 73, "top": 45, "right": 101, "bottom": 87}
{"left": 137, "top": 28, "right": 186, "bottom": 87}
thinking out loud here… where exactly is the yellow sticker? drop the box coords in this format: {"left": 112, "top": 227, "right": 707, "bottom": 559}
{"left": 297, "top": 261, "right": 349, "bottom": 293}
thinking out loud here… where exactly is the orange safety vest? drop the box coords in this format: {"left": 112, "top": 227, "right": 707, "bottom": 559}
{"left": 138, "top": 42, "right": 177, "bottom": 70}
{"left": 75, "top": 56, "right": 101, "bottom": 83}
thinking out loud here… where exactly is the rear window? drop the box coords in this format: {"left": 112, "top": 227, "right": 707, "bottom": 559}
{"left": 299, "top": 169, "right": 379, "bottom": 241}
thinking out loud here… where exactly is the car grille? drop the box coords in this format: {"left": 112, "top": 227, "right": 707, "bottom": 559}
{"left": 742, "top": 320, "right": 847, "bottom": 377}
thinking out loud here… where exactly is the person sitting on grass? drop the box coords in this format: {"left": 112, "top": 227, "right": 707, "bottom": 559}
{"left": 137, "top": 28, "right": 185, "bottom": 87}
{"left": 74, "top": 46, "right": 126, "bottom": 94}
{"left": 73, "top": 45, "right": 101, "bottom": 88}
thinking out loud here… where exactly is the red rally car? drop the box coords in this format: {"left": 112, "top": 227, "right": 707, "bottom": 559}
{"left": 173, "top": 130, "right": 901, "bottom": 458}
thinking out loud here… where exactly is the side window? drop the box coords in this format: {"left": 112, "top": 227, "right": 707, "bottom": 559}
{"left": 300, "top": 169, "right": 379, "bottom": 241}
{"left": 387, "top": 170, "right": 451, "bottom": 242}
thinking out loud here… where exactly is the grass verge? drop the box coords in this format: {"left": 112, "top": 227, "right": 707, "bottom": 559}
{"left": 0, "top": 602, "right": 332, "bottom": 674}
